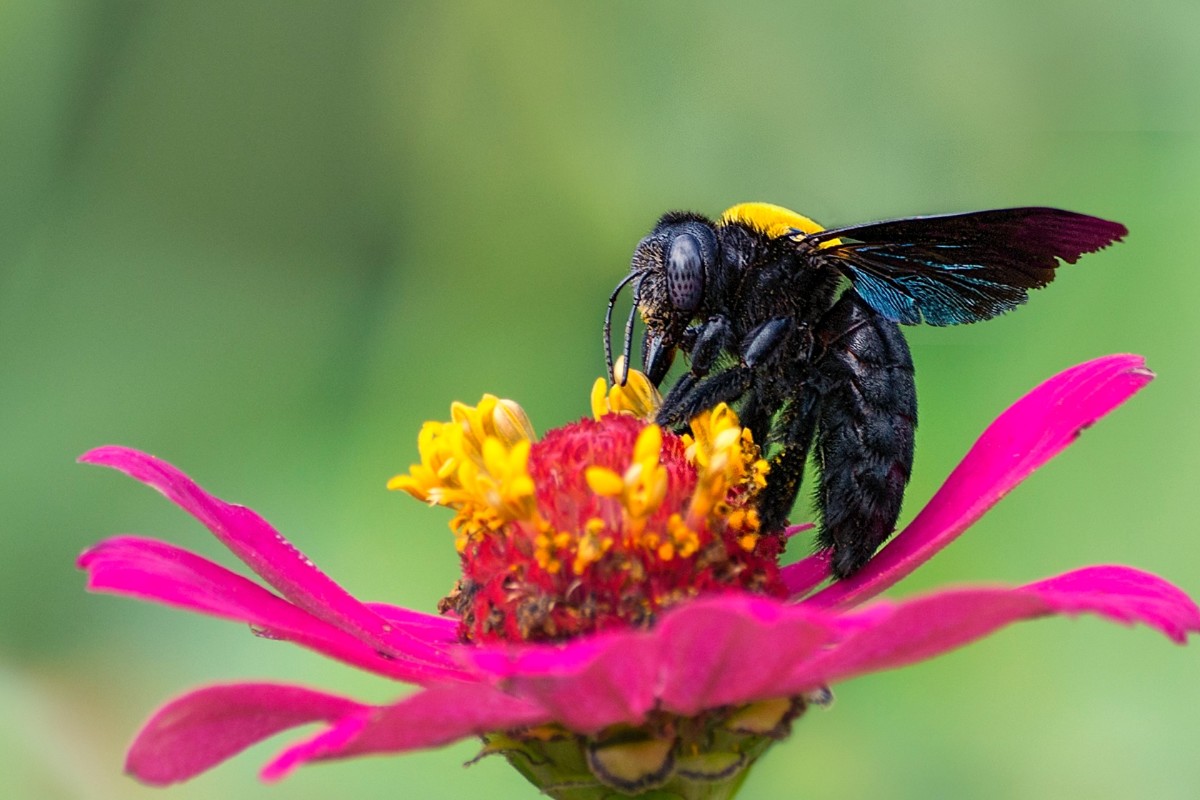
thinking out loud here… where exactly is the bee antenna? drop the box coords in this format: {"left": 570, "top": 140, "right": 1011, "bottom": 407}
{"left": 604, "top": 271, "right": 643, "bottom": 384}
{"left": 618, "top": 276, "right": 644, "bottom": 386}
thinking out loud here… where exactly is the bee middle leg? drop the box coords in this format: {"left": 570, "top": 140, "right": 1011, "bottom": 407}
{"left": 756, "top": 392, "right": 820, "bottom": 533}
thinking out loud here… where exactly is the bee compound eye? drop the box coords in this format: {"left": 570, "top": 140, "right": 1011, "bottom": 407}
{"left": 666, "top": 233, "right": 705, "bottom": 312}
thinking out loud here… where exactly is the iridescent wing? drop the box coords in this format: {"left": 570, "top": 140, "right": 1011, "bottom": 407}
{"left": 802, "top": 207, "right": 1127, "bottom": 326}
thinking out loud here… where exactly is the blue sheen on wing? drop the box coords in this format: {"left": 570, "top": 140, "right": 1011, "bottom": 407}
{"left": 813, "top": 207, "right": 1126, "bottom": 327}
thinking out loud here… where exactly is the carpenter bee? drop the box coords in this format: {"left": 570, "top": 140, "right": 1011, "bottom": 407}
{"left": 604, "top": 202, "right": 1126, "bottom": 578}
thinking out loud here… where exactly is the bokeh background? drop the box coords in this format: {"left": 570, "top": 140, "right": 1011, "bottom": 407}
{"left": 4, "top": 2, "right": 1198, "bottom": 798}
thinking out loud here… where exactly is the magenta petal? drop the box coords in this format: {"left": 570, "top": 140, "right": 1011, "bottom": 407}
{"left": 259, "top": 712, "right": 372, "bottom": 783}
{"left": 1024, "top": 565, "right": 1200, "bottom": 643}
{"left": 466, "top": 595, "right": 836, "bottom": 730}
{"left": 783, "top": 522, "right": 815, "bottom": 538}
{"left": 790, "top": 590, "right": 1048, "bottom": 690}
{"left": 654, "top": 595, "right": 834, "bottom": 713}
{"left": 363, "top": 601, "right": 460, "bottom": 645}
{"left": 261, "top": 683, "right": 550, "bottom": 781}
{"left": 789, "top": 565, "right": 1198, "bottom": 690}
{"left": 79, "top": 536, "right": 466, "bottom": 683}
{"left": 780, "top": 550, "right": 832, "bottom": 597}
{"left": 126, "top": 683, "right": 367, "bottom": 785}
{"left": 79, "top": 446, "right": 439, "bottom": 662}
{"left": 467, "top": 628, "right": 662, "bottom": 732}
{"left": 806, "top": 354, "right": 1153, "bottom": 609}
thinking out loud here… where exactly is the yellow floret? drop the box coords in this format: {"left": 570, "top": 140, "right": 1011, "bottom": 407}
{"left": 681, "top": 403, "right": 769, "bottom": 529}
{"left": 592, "top": 358, "right": 662, "bottom": 421}
{"left": 389, "top": 395, "right": 541, "bottom": 539}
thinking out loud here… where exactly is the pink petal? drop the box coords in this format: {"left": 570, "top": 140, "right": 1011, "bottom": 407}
{"left": 788, "top": 564, "right": 1199, "bottom": 691}
{"left": 466, "top": 627, "right": 662, "bottom": 731}
{"left": 126, "top": 683, "right": 367, "bottom": 785}
{"left": 466, "top": 595, "right": 836, "bottom": 731}
{"left": 805, "top": 354, "right": 1153, "bottom": 609}
{"left": 653, "top": 595, "right": 835, "bottom": 713}
{"left": 79, "top": 536, "right": 466, "bottom": 683}
{"left": 364, "top": 601, "right": 460, "bottom": 644}
{"left": 260, "top": 712, "right": 372, "bottom": 782}
{"left": 80, "top": 446, "right": 439, "bottom": 663}
{"left": 783, "top": 522, "right": 815, "bottom": 539}
{"left": 1024, "top": 565, "right": 1200, "bottom": 643}
{"left": 261, "top": 683, "right": 550, "bottom": 781}
{"left": 780, "top": 549, "right": 832, "bottom": 597}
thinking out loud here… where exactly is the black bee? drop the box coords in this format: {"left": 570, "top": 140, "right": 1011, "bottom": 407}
{"left": 604, "top": 203, "right": 1126, "bottom": 578}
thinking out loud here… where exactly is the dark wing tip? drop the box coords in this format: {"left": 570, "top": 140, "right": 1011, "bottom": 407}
{"left": 1019, "top": 207, "right": 1128, "bottom": 264}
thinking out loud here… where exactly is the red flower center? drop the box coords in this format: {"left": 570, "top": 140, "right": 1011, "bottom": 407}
{"left": 440, "top": 413, "right": 787, "bottom": 643}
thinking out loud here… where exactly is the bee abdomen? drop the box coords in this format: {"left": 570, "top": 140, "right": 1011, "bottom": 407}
{"left": 814, "top": 294, "right": 917, "bottom": 579}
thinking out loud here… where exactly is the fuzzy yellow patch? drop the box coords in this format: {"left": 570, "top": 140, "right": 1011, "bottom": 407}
{"left": 718, "top": 201, "right": 840, "bottom": 245}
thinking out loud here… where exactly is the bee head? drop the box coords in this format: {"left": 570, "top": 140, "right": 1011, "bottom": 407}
{"left": 604, "top": 213, "right": 717, "bottom": 387}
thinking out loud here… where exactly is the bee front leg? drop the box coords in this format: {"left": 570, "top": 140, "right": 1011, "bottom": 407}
{"left": 688, "top": 315, "right": 734, "bottom": 375}
{"left": 741, "top": 318, "right": 793, "bottom": 370}
{"left": 656, "top": 315, "right": 733, "bottom": 426}
{"left": 657, "top": 317, "right": 792, "bottom": 432}
{"left": 657, "top": 367, "right": 753, "bottom": 430}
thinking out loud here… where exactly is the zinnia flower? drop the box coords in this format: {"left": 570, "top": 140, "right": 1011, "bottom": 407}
{"left": 79, "top": 354, "right": 1199, "bottom": 798}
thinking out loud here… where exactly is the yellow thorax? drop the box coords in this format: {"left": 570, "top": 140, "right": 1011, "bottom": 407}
{"left": 718, "top": 202, "right": 836, "bottom": 244}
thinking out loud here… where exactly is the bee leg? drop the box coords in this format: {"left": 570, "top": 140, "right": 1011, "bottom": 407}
{"left": 657, "top": 315, "right": 793, "bottom": 429}
{"left": 741, "top": 318, "right": 793, "bottom": 370}
{"left": 689, "top": 315, "right": 733, "bottom": 375}
{"left": 740, "top": 318, "right": 797, "bottom": 450}
{"left": 756, "top": 392, "right": 820, "bottom": 533}
{"left": 656, "top": 315, "right": 734, "bottom": 426}
{"left": 656, "top": 366, "right": 753, "bottom": 430}
{"left": 643, "top": 315, "right": 731, "bottom": 389}
{"left": 813, "top": 293, "right": 916, "bottom": 579}
{"left": 657, "top": 371, "right": 700, "bottom": 426}
{"left": 737, "top": 386, "right": 769, "bottom": 452}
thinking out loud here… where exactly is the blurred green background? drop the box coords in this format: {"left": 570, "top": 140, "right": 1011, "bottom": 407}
{"left": 3, "top": 2, "right": 1198, "bottom": 798}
